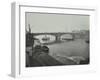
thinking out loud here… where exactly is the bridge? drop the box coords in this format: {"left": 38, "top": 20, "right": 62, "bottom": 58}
{"left": 31, "top": 32, "right": 76, "bottom": 43}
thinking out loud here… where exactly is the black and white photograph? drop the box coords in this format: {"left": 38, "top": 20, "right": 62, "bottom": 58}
{"left": 25, "top": 12, "right": 90, "bottom": 67}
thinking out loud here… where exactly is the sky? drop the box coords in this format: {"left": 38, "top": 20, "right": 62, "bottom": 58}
{"left": 26, "top": 12, "right": 89, "bottom": 33}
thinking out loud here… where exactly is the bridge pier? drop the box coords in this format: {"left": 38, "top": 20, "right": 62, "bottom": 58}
{"left": 55, "top": 34, "right": 62, "bottom": 42}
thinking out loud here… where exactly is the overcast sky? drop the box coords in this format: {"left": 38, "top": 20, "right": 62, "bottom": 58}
{"left": 26, "top": 12, "right": 89, "bottom": 33}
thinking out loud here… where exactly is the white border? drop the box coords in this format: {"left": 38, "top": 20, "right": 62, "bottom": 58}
{"left": 11, "top": 2, "right": 97, "bottom": 78}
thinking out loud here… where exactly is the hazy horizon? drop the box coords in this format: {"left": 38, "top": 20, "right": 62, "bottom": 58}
{"left": 26, "top": 12, "right": 89, "bottom": 33}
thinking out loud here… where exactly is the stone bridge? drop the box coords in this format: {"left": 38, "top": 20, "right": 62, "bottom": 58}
{"left": 31, "top": 32, "right": 75, "bottom": 42}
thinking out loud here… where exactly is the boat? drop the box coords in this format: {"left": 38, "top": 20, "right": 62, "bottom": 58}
{"left": 42, "top": 35, "right": 50, "bottom": 41}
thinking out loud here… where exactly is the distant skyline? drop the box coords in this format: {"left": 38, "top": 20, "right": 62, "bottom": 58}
{"left": 26, "top": 12, "right": 89, "bottom": 33}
